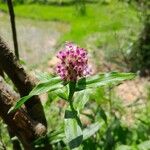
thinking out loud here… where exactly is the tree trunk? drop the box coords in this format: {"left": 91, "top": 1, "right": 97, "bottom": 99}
{"left": 0, "top": 37, "right": 47, "bottom": 127}
{"left": 7, "top": 127, "right": 22, "bottom": 150}
{"left": 0, "top": 77, "right": 46, "bottom": 149}
{"left": 0, "top": 67, "right": 4, "bottom": 78}
{"left": 0, "top": 37, "right": 53, "bottom": 149}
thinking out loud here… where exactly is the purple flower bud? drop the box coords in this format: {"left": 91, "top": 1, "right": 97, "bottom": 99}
{"left": 56, "top": 42, "right": 91, "bottom": 81}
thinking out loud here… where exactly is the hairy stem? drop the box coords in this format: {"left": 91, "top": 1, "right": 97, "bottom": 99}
{"left": 68, "top": 82, "right": 82, "bottom": 128}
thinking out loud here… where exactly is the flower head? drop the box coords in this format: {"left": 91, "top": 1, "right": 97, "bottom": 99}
{"left": 56, "top": 42, "right": 91, "bottom": 81}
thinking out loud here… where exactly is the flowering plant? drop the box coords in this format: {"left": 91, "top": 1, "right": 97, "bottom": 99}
{"left": 10, "top": 42, "right": 135, "bottom": 149}
{"left": 56, "top": 42, "right": 91, "bottom": 82}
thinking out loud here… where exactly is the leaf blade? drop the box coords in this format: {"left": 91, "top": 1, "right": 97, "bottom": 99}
{"left": 76, "top": 72, "right": 135, "bottom": 90}
{"left": 83, "top": 122, "right": 101, "bottom": 140}
{"left": 9, "top": 76, "right": 63, "bottom": 112}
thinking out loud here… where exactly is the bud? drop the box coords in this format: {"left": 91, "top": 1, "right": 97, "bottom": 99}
{"left": 56, "top": 42, "right": 91, "bottom": 81}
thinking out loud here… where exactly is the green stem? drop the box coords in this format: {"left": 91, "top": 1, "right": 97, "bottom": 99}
{"left": 108, "top": 85, "right": 112, "bottom": 115}
{"left": 68, "top": 81, "right": 82, "bottom": 129}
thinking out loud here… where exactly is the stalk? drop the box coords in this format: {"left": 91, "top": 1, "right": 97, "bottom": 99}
{"left": 68, "top": 81, "right": 82, "bottom": 128}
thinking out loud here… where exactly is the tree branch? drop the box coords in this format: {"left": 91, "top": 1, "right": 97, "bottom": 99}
{"left": 0, "top": 77, "right": 47, "bottom": 150}
{"left": 7, "top": 0, "right": 19, "bottom": 60}
{"left": 0, "top": 37, "right": 47, "bottom": 128}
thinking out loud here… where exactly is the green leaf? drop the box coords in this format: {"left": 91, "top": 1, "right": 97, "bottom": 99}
{"left": 9, "top": 76, "right": 63, "bottom": 112}
{"left": 83, "top": 122, "right": 101, "bottom": 140}
{"left": 116, "top": 145, "right": 131, "bottom": 150}
{"left": 49, "top": 129, "right": 65, "bottom": 144}
{"left": 8, "top": 95, "right": 32, "bottom": 113}
{"left": 98, "top": 107, "right": 107, "bottom": 124}
{"left": 54, "top": 87, "right": 68, "bottom": 101}
{"left": 75, "top": 77, "right": 86, "bottom": 91}
{"left": 30, "top": 77, "right": 62, "bottom": 96}
{"left": 19, "top": 58, "right": 26, "bottom": 65}
{"left": 65, "top": 117, "right": 83, "bottom": 149}
{"left": 76, "top": 72, "right": 135, "bottom": 90}
{"left": 46, "top": 86, "right": 68, "bottom": 105}
{"left": 33, "top": 129, "right": 65, "bottom": 146}
{"left": 138, "top": 140, "right": 150, "bottom": 150}
{"left": 65, "top": 110, "right": 77, "bottom": 119}
{"left": 74, "top": 90, "right": 90, "bottom": 111}
{"left": 34, "top": 71, "right": 53, "bottom": 82}
{"left": 45, "top": 92, "right": 58, "bottom": 107}
{"left": 90, "top": 87, "right": 109, "bottom": 105}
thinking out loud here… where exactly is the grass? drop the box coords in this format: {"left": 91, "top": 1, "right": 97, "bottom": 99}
{"left": 0, "top": 0, "right": 142, "bottom": 72}
{"left": 0, "top": 0, "right": 141, "bottom": 45}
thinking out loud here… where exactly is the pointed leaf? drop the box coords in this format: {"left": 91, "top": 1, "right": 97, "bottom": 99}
{"left": 34, "top": 71, "right": 53, "bottom": 82}
{"left": 65, "top": 110, "right": 77, "bottom": 119}
{"left": 65, "top": 118, "right": 83, "bottom": 149}
{"left": 54, "top": 87, "right": 68, "bottom": 101}
{"left": 76, "top": 72, "right": 135, "bottom": 90}
{"left": 83, "top": 122, "right": 101, "bottom": 140}
{"left": 9, "top": 76, "right": 63, "bottom": 112}
{"left": 74, "top": 90, "right": 90, "bottom": 111}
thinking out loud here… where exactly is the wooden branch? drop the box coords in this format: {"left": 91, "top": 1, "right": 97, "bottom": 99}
{"left": 0, "top": 67, "right": 4, "bottom": 78}
{"left": 7, "top": 126, "right": 22, "bottom": 150}
{"left": 7, "top": 0, "right": 19, "bottom": 60}
{"left": 0, "top": 37, "right": 47, "bottom": 128}
{"left": 0, "top": 77, "right": 47, "bottom": 150}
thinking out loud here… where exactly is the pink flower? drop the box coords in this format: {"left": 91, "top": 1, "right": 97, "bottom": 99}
{"left": 56, "top": 42, "right": 91, "bottom": 81}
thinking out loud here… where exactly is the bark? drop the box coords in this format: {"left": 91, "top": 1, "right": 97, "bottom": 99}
{"left": 0, "top": 67, "right": 4, "bottom": 78}
{"left": 0, "top": 77, "right": 46, "bottom": 150}
{"left": 7, "top": 0, "right": 19, "bottom": 60}
{"left": 7, "top": 127, "right": 22, "bottom": 150}
{"left": 0, "top": 37, "right": 47, "bottom": 127}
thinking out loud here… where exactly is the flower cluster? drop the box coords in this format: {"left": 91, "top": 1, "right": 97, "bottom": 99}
{"left": 56, "top": 42, "right": 91, "bottom": 81}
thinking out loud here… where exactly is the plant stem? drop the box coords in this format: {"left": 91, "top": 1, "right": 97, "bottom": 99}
{"left": 108, "top": 85, "right": 112, "bottom": 115}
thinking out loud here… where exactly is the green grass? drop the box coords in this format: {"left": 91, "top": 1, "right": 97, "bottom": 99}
{"left": 0, "top": 0, "right": 142, "bottom": 71}
{"left": 0, "top": 1, "right": 140, "bottom": 45}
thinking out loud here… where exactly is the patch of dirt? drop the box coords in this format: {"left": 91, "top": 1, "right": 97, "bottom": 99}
{"left": 116, "top": 77, "right": 149, "bottom": 105}
{"left": 0, "top": 12, "right": 68, "bottom": 67}
{"left": 0, "top": 11, "right": 4, "bottom": 17}
{"left": 116, "top": 77, "right": 150, "bottom": 126}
